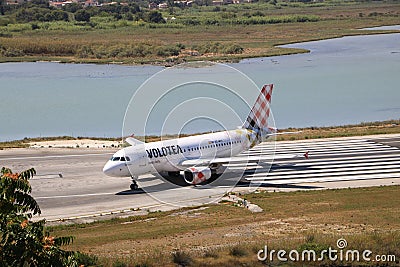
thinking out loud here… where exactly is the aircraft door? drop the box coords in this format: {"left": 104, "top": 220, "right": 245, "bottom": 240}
{"left": 138, "top": 154, "right": 147, "bottom": 167}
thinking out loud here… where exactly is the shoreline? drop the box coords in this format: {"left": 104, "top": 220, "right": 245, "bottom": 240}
{"left": 0, "top": 28, "right": 398, "bottom": 67}
{"left": 1, "top": 119, "right": 399, "bottom": 149}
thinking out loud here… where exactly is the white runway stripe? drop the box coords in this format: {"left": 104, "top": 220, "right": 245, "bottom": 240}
{"left": 240, "top": 136, "right": 400, "bottom": 185}
{"left": 229, "top": 154, "right": 400, "bottom": 167}
{"left": 273, "top": 153, "right": 400, "bottom": 164}
{"left": 257, "top": 164, "right": 400, "bottom": 177}
{"left": 244, "top": 148, "right": 398, "bottom": 158}
{"left": 246, "top": 168, "right": 400, "bottom": 180}
{"left": 251, "top": 173, "right": 400, "bottom": 185}
{"left": 282, "top": 158, "right": 400, "bottom": 168}
{"left": 246, "top": 142, "right": 396, "bottom": 152}
{"left": 253, "top": 141, "right": 385, "bottom": 150}
{"left": 252, "top": 144, "right": 396, "bottom": 153}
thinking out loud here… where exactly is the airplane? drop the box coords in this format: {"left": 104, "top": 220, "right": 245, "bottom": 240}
{"left": 103, "top": 84, "right": 308, "bottom": 190}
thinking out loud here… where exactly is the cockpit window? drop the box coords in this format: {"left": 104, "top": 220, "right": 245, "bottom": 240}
{"left": 110, "top": 156, "right": 130, "bottom": 162}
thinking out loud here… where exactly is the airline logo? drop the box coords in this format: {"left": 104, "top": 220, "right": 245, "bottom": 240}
{"left": 146, "top": 145, "right": 183, "bottom": 159}
{"left": 243, "top": 84, "right": 273, "bottom": 132}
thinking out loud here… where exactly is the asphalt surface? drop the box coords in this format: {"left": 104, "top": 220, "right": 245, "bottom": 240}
{"left": 1, "top": 134, "right": 399, "bottom": 222}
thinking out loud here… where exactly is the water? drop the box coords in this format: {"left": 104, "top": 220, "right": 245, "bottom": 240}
{"left": 0, "top": 32, "right": 399, "bottom": 141}
{"left": 235, "top": 32, "right": 400, "bottom": 129}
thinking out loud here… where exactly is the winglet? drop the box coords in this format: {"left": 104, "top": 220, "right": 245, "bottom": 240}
{"left": 304, "top": 151, "right": 309, "bottom": 159}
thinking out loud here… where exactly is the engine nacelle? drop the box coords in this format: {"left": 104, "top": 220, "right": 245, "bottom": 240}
{"left": 183, "top": 167, "right": 212, "bottom": 185}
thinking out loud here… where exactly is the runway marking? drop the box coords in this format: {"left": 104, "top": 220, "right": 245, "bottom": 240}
{"left": 35, "top": 192, "right": 116, "bottom": 200}
{"left": 240, "top": 137, "right": 400, "bottom": 185}
{"left": 254, "top": 142, "right": 386, "bottom": 149}
{"left": 0, "top": 152, "right": 114, "bottom": 161}
{"left": 285, "top": 159, "right": 400, "bottom": 168}
{"left": 244, "top": 146, "right": 398, "bottom": 155}
{"left": 274, "top": 153, "right": 400, "bottom": 164}
{"left": 253, "top": 173, "right": 400, "bottom": 185}
{"left": 248, "top": 166, "right": 400, "bottom": 179}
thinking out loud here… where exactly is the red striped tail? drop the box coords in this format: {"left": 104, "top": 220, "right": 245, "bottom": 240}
{"left": 242, "top": 84, "right": 273, "bottom": 132}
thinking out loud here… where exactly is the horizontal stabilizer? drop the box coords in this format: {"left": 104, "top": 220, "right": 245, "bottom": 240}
{"left": 267, "top": 131, "right": 302, "bottom": 136}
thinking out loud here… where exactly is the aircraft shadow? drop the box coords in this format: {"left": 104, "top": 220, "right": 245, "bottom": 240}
{"left": 116, "top": 188, "right": 146, "bottom": 195}
{"left": 236, "top": 181, "right": 323, "bottom": 190}
{"left": 115, "top": 163, "right": 320, "bottom": 194}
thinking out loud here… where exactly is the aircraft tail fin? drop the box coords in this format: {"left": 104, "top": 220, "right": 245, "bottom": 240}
{"left": 242, "top": 84, "right": 273, "bottom": 132}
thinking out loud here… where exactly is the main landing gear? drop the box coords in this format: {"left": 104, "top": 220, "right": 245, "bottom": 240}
{"left": 130, "top": 176, "right": 139, "bottom": 191}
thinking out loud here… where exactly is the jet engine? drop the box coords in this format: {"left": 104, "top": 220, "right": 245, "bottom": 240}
{"left": 183, "top": 167, "right": 212, "bottom": 185}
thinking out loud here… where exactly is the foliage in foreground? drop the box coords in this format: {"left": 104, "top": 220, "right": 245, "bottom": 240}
{"left": 0, "top": 167, "right": 81, "bottom": 266}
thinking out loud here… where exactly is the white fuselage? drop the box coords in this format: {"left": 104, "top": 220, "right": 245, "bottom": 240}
{"left": 103, "top": 128, "right": 257, "bottom": 178}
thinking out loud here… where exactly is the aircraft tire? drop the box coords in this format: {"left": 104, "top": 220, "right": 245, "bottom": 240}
{"left": 130, "top": 183, "right": 138, "bottom": 191}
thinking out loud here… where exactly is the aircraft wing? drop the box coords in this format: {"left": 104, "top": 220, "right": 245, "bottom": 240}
{"left": 126, "top": 137, "right": 144, "bottom": 146}
{"left": 179, "top": 153, "right": 308, "bottom": 167}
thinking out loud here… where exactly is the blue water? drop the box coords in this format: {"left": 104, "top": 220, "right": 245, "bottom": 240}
{"left": 235, "top": 33, "right": 400, "bottom": 129}
{"left": 0, "top": 32, "right": 399, "bottom": 141}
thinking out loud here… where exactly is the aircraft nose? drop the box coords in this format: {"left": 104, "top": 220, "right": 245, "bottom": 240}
{"left": 103, "top": 161, "right": 116, "bottom": 176}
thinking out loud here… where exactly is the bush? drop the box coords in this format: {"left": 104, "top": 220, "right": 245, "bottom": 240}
{"left": 221, "top": 43, "right": 243, "bottom": 54}
{"left": 145, "top": 11, "right": 165, "bottom": 23}
{"left": 75, "top": 9, "right": 91, "bottom": 22}
{"left": 172, "top": 251, "right": 193, "bottom": 266}
{"left": 112, "top": 261, "right": 127, "bottom": 267}
{"left": 204, "top": 249, "right": 219, "bottom": 258}
{"left": 156, "top": 45, "right": 180, "bottom": 57}
{"left": 193, "top": 42, "right": 243, "bottom": 55}
{"left": 0, "top": 47, "right": 24, "bottom": 57}
{"left": 181, "top": 18, "right": 200, "bottom": 25}
{"left": 229, "top": 245, "right": 248, "bottom": 257}
{"left": 15, "top": 7, "right": 69, "bottom": 22}
{"left": 75, "top": 251, "right": 98, "bottom": 266}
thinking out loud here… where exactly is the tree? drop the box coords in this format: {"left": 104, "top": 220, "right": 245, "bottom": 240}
{"left": 74, "top": 9, "right": 91, "bottom": 22}
{"left": 62, "top": 2, "right": 82, "bottom": 13}
{"left": 30, "top": 0, "right": 50, "bottom": 8}
{"left": 0, "top": 0, "right": 5, "bottom": 15}
{"left": 0, "top": 167, "right": 77, "bottom": 266}
{"left": 145, "top": 10, "right": 165, "bottom": 23}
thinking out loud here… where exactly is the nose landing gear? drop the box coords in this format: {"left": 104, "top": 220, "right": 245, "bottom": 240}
{"left": 130, "top": 176, "right": 139, "bottom": 191}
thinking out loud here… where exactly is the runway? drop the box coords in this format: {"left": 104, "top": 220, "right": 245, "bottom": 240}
{"left": 1, "top": 134, "right": 399, "bottom": 222}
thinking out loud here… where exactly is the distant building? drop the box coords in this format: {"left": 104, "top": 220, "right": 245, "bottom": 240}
{"left": 148, "top": 2, "right": 158, "bottom": 9}
{"left": 84, "top": 0, "right": 100, "bottom": 7}
{"left": 49, "top": 1, "right": 65, "bottom": 7}
{"left": 212, "top": 0, "right": 234, "bottom": 5}
{"left": 158, "top": 2, "right": 168, "bottom": 9}
{"left": 174, "top": 0, "right": 194, "bottom": 7}
{"left": 212, "top": 0, "right": 222, "bottom": 5}
{"left": 6, "top": 0, "right": 26, "bottom": 5}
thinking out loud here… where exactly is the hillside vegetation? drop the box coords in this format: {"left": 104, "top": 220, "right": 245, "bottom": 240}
{"left": 0, "top": 0, "right": 399, "bottom": 64}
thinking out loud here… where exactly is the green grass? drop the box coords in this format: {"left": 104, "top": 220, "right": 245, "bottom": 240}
{"left": 49, "top": 186, "right": 400, "bottom": 266}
